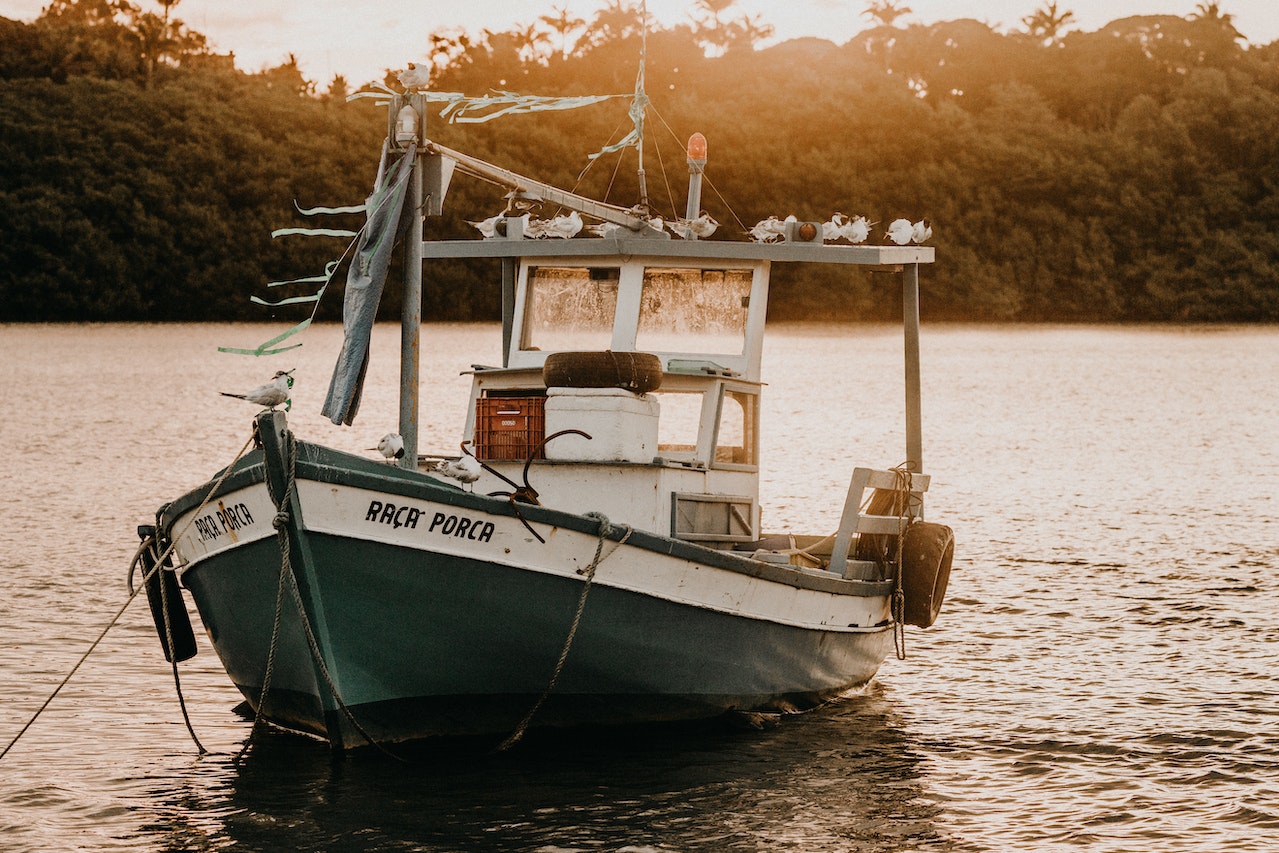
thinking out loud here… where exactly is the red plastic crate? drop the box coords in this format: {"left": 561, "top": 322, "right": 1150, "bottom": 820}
{"left": 474, "top": 396, "right": 546, "bottom": 461}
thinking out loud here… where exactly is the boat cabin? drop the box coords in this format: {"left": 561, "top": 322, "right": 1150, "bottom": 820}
{"left": 425, "top": 237, "right": 772, "bottom": 547}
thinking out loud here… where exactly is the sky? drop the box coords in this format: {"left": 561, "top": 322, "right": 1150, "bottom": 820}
{"left": 3, "top": 0, "right": 1276, "bottom": 86}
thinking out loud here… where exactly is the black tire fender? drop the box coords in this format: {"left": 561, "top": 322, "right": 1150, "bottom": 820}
{"left": 543, "top": 351, "right": 663, "bottom": 393}
{"left": 900, "top": 521, "right": 955, "bottom": 628}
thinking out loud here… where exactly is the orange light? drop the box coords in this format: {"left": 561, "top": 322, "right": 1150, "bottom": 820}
{"left": 687, "top": 132, "right": 707, "bottom": 162}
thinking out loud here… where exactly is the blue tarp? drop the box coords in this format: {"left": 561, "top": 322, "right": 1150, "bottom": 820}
{"left": 321, "top": 143, "right": 417, "bottom": 426}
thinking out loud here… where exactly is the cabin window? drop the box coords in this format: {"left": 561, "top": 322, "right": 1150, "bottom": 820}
{"left": 522, "top": 266, "right": 619, "bottom": 352}
{"left": 715, "top": 389, "right": 757, "bottom": 466}
{"left": 636, "top": 267, "right": 752, "bottom": 355}
{"left": 650, "top": 390, "right": 703, "bottom": 461}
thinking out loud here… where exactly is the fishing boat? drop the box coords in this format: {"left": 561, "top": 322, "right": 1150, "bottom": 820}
{"left": 136, "top": 77, "right": 954, "bottom": 750}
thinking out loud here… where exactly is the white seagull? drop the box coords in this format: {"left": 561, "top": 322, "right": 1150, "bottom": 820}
{"left": 369, "top": 433, "right": 405, "bottom": 462}
{"left": 886, "top": 218, "right": 913, "bottom": 245}
{"left": 822, "top": 213, "right": 848, "bottom": 242}
{"left": 911, "top": 219, "right": 933, "bottom": 243}
{"left": 220, "top": 370, "right": 293, "bottom": 410}
{"left": 466, "top": 213, "right": 504, "bottom": 238}
{"left": 672, "top": 211, "right": 719, "bottom": 239}
{"left": 586, "top": 221, "right": 623, "bottom": 238}
{"left": 840, "top": 215, "right": 873, "bottom": 244}
{"left": 396, "top": 62, "right": 431, "bottom": 91}
{"left": 539, "top": 210, "right": 583, "bottom": 239}
{"left": 435, "top": 455, "right": 483, "bottom": 488}
{"left": 748, "top": 216, "right": 786, "bottom": 243}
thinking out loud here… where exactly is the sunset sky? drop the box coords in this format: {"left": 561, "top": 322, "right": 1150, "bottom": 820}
{"left": 3, "top": 0, "right": 1274, "bottom": 85}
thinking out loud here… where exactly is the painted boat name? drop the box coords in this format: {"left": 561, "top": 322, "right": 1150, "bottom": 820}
{"left": 194, "top": 502, "right": 256, "bottom": 543}
{"left": 365, "top": 500, "right": 494, "bottom": 541}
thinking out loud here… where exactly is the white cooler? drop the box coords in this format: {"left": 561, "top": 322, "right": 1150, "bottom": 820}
{"left": 543, "top": 387, "right": 659, "bottom": 462}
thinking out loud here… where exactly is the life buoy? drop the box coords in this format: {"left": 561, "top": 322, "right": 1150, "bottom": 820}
{"left": 900, "top": 521, "right": 955, "bottom": 628}
{"left": 543, "top": 351, "right": 663, "bottom": 393}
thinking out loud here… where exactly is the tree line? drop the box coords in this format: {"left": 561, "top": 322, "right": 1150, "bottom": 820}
{"left": 1, "top": 0, "right": 1277, "bottom": 323}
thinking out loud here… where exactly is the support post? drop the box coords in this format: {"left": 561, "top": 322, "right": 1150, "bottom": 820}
{"left": 501, "top": 258, "right": 516, "bottom": 367}
{"left": 903, "top": 263, "right": 923, "bottom": 474}
{"left": 399, "top": 155, "right": 422, "bottom": 470}
{"left": 684, "top": 133, "right": 707, "bottom": 238}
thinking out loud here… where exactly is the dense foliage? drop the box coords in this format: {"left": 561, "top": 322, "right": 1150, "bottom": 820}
{"left": 2, "top": 1, "right": 1278, "bottom": 323}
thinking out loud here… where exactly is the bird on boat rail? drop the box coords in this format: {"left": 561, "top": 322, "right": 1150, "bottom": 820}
{"left": 220, "top": 370, "right": 294, "bottom": 410}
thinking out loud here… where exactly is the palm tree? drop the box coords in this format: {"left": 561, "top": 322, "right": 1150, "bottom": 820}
{"left": 539, "top": 5, "right": 585, "bottom": 60}
{"left": 693, "top": 0, "right": 738, "bottom": 54}
{"left": 862, "top": 0, "right": 912, "bottom": 28}
{"left": 1021, "top": 1, "right": 1076, "bottom": 46}
{"left": 581, "top": 0, "right": 645, "bottom": 51}
{"left": 1189, "top": 2, "right": 1234, "bottom": 25}
{"left": 726, "top": 13, "right": 775, "bottom": 52}
{"left": 510, "top": 21, "right": 551, "bottom": 64}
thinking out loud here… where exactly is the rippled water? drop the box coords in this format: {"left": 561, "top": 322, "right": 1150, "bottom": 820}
{"left": 0, "top": 322, "right": 1276, "bottom": 851}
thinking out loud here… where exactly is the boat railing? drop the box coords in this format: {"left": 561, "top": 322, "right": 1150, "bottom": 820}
{"left": 828, "top": 467, "right": 931, "bottom": 580}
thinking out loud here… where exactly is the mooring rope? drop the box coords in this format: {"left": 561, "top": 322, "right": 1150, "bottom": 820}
{"left": 152, "top": 533, "right": 207, "bottom": 754}
{"left": 497, "top": 512, "right": 633, "bottom": 752}
{"left": 890, "top": 463, "right": 916, "bottom": 661}
{"left": 0, "top": 433, "right": 257, "bottom": 762}
{"left": 237, "top": 429, "right": 405, "bottom": 762}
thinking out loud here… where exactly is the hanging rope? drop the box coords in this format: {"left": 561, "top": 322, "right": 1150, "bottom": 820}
{"left": 496, "top": 512, "right": 633, "bottom": 752}
{"left": 150, "top": 533, "right": 207, "bottom": 754}
{"left": 0, "top": 433, "right": 257, "bottom": 762}
{"left": 237, "top": 428, "right": 405, "bottom": 762}
{"left": 890, "top": 463, "right": 916, "bottom": 661}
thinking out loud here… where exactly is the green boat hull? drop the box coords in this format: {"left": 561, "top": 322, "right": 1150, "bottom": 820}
{"left": 159, "top": 414, "right": 895, "bottom": 748}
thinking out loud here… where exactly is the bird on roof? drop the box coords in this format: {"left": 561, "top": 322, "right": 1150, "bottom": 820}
{"left": 886, "top": 218, "right": 913, "bottom": 245}
{"left": 538, "top": 210, "right": 583, "bottom": 239}
{"left": 435, "top": 454, "right": 483, "bottom": 488}
{"left": 466, "top": 213, "right": 504, "bottom": 239}
{"left": 911, "top": 219, "right": 933, "bottom": 244}
{"left": 586, "top": 221, "right": 623, "bottom": 238}
{"left": 822, "top": 213, "right": 848, "bottom": 242}
{"left": 840, "top": 215, "right": 873, "bottom": 244}
{"left": 672, "top": 211, "right": 719, "bottom": 240}
{"left": 368, "top": 433, "right": 405, "bottom": 463}
{"left": 748, "top": 216, "right": 786, "bottom": 243}
{"left": 397, "top": 62, "right": 431, "bottom": 91}
{"left": 220, "top": 370, "right": 294, "bottom": 410}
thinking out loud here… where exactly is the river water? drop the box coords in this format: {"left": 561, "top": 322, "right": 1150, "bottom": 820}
{"left": 0, "top": 322, "right": 1275, "bottom": 852}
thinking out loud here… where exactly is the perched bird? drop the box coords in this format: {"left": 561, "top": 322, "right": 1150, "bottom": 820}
{"left": 220, "top": 370, "right": 294, "bottom": 410}
{"left": 886, "top": 218, "right": 913, "bottom": 245}
{"left": 539, "top": 210, "right": 583, "bottom": 239}
{"left": 748, "top": 216, "right": 786, "bottom": 243}
{"left": 822, "top": 213, "right": 848, "bottom": 242}
{"left": 435, "top": 454, "right": 483, "bottom": 488}
{"left": 397, "top": 62, "right": 431, "bottom": 91}
{"left": 672, "top": 211, "right": 719, "bottom": 239}
{"left": 586, "top": 221, "right": 623, "bottom": 238}
{"left": 466, "top": 213, "right": 504, "bottom": 238}
{"left": 840, "top": 215, "right": 873, "bottom": 244}
{"left": 523, "top": 217, "right": 548, "bottom": 239}
{"left": 369, "top": 433, "right": 405, "bottom": 462}
{"left": 911, "top": 219, "right": 933, "bottom": 244}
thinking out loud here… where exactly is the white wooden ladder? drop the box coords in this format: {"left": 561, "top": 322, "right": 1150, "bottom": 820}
{"left": 828, "top": 467, "right": 930, "bottom": 580}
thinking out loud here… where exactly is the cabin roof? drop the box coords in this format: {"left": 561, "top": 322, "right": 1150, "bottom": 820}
{"left": 419, "top": 237, "right": 934, "bottom": 265}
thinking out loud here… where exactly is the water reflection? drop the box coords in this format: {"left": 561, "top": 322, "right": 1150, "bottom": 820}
{"left": 141, "top": 689, "right": 960, "bottom": 852}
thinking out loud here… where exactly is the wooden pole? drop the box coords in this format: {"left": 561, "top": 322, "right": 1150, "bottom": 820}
{"left": 399, "top": 155, "right": 422, "bottom": 470}
{"left": 903, "top": 263, "right": 923, "bottom": 473}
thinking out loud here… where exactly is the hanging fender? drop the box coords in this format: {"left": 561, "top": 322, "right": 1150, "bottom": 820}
{"left": 899, "top": 522, "right": 955, "bottom": 629}
{"left": 137, "top": 525, "right": 198, "bottom": 663}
